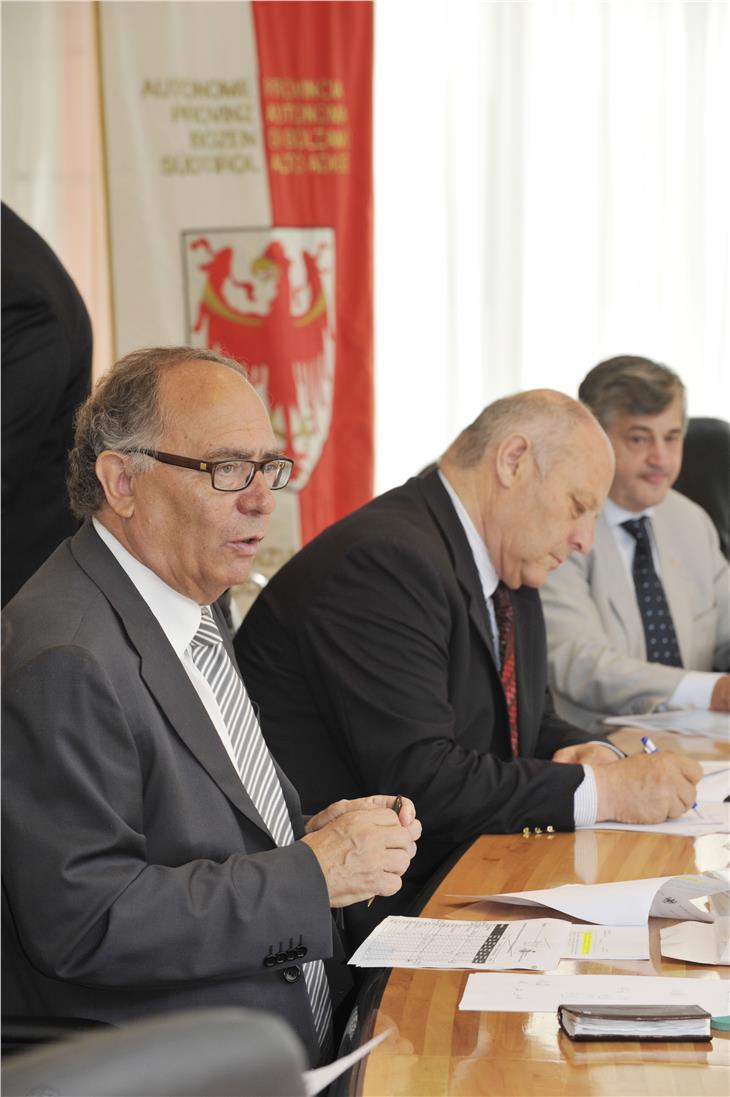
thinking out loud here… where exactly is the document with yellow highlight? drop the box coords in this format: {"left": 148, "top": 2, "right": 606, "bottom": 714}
{"left": 563, "top": 924, "right": 649, "bottom": 960}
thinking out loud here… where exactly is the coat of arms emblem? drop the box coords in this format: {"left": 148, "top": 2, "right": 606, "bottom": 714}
{"left": 184, "top": 226, "right": 336, "bottom": 490}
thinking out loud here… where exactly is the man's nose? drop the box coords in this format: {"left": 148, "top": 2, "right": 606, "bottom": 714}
{"left": 237, "top": 471, "right": 276, "bottom": 514}
{"left": 646, "top": 438, "right": 669, "bottom": 466}
{"left": 571, "top": 515, "right": 595, "bottom": 555}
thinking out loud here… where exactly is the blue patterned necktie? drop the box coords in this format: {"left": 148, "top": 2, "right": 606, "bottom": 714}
{"left": 621, "top": 517, "right": 683, "bottom": 667}
{"left": 190, "top": 607, "right": 332, "bottom": 1051}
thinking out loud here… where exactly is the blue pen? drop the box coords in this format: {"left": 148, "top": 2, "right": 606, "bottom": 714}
{"left": 641, "top": 736, "right": 701, "bottom": 816}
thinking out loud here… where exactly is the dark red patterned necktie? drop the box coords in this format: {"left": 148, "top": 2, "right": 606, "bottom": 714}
{"left": 492, "top": 581, "right": 519, "bottom": 756}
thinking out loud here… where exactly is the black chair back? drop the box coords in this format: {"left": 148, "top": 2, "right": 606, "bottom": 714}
{"left": 674, "top": 417, "right": 730, "bottom": 560}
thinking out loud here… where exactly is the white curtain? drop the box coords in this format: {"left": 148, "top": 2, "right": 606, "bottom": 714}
{"left": 3, "top": 1, "right": 728, "bottom": 489}
{"left": 374, "top": 0, "right": 730, "bottom": 491}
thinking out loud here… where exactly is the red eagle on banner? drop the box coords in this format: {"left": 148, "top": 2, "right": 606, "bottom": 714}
{"left": 189, "top": 233, "right": 335, "bottom": 487}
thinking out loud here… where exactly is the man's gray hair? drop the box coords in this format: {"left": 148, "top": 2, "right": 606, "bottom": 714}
{"left": 68, "top": 346, "right": 247, "bottom": 519}
{"left": 578, "top": 355, "right": 686, "bottom": 430}
{"left": 443, "top": 389, "right": 597, "bottom": 477}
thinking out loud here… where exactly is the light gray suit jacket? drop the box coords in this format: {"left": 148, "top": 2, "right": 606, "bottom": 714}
{"left": 1, "top": 522, "right": 350, "bottom": 1065}
{"left": 540, "top": 490, "right": 730, "bottom": 730}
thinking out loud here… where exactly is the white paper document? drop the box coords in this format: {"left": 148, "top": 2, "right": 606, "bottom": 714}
{"left": 661, "top": 892, "right": 730, "bottom": 966}
{"left": 580, "top": 800, "right": 730, "bottom": 837}
{"left": 698, "top": 762, "right": 730, "bottom": 803}
{"left": 349, "top": 916, "right": 570, "bottom": 971}
{"left": 456, "top": 869, "right": 729, "bottom": 926}
{"left": 459, "top": 973, "right": 730, "bottom": 1015}
{"left": 303, "top": 1029, "right": 392, "bottom": 1096}
{"left": 563, "top": 924, "right": 650, "bottom": 960}
{"left": 351, "top": 918, "right": 649, "bottom": 970}
{"left": 603, "top": 708, "right": 730, "bottom": 740}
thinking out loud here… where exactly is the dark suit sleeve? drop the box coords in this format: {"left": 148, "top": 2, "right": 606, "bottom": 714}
{"left": 251, "top": 539, "right": 588, "bottom": 838}
{"left": 2, "top": 645, "right": 333, "bottom": 988}
{"left": 1, "top": 294, "right": 85, "bottom": 495}
{"left": 1, "top": 206, "right": 92, "bottom": 602}
{"left": 530, "top": 690, "right": 601, "bottom": 759}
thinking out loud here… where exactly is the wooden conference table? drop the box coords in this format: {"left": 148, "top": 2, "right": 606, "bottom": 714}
{"left": 347, "top": 728, "right": 730, "bottom": 1096}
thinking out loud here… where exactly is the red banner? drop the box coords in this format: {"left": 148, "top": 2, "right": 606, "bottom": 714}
{"left": 252, "top": 0, "right": 373, "bottom": 542}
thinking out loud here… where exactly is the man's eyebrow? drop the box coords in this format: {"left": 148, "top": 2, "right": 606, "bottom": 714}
{"left": 204, "top": 447, "right": 284, "bottom": 462}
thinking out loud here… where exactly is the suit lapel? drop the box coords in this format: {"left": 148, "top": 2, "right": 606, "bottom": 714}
{"left": 70, "top": 523, "right": 281, "bottom": 840}
{"left": 595, "top": 515, "right": 646, "bottom": 654}
{"left": 417, "top": 472, "right": 498, "bottom": 664}
{"left": 417, "top": 473, "right": 533, "bottom": 755}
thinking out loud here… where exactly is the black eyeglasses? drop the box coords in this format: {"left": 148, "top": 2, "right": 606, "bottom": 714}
{"left": 130, "top": 449, "right": 294, "bottom": 492}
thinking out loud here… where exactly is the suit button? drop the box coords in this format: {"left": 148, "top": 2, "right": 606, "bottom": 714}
{"left": 295, "top": 945, "right": 308, "bottom": 958}
{"left": 263, "top": 955, "right": 276, "bottom": 968}
{"left": 282, "top": 965, "right": 301, "bottom": 984}
{"left": 275, "top": 951, "right": 287, "bottom": 965}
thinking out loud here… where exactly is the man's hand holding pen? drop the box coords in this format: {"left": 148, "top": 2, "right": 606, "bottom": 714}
{"left": 592, "top": 747, "right": 702, "bottom": 825}
{"left": 302, "top": 795, "right": 421, "bottom": 908}
{"left": 641, "top": 736, "right": 703, "bottom": 817}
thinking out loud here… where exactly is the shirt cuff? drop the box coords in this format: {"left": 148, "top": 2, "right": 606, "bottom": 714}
{"left": 573, "top": 765, "right": 598, "bottom": 827}
{"left": 668, "top": 671, "right": 722, "bottom": 711}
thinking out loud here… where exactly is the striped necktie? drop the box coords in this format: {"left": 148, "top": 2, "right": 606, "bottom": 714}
{"left": 492, "top": 582, "right": 519, "bottom": 756}
{"left": 621, "top": 517, "right": 683, "bottom": 667}
{"left": 190, "top": 606, "right": 332, "bottom": 1050}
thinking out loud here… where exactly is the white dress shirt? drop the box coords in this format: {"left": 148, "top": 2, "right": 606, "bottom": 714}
{"left": 438, "top": 473, "right": 600, "bottom": 826}
{"left": 92, "top": 518, "right": 242, "bottom": 773}
{"left": 603, "top": 498, "right": 721, "bottom": 710}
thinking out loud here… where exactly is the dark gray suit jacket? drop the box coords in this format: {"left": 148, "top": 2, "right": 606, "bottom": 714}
{"left": 2, "top": 523, "right": 350, "bottom": 1066}
{"left": 236, "top": 471, "right": 597, "bottom": 886}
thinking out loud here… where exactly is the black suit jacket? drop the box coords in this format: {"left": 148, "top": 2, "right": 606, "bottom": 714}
{"left": 2, "top": 523, "right": 351, "bottom": 1065}
{"left": 1, "top": 203, "right": 92, "bottom": 605}
{"left": 236, "top": 471, "right": 597, "bottom": 885}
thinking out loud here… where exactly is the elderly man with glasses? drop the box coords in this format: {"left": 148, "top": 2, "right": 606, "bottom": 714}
{"left": 1, "top": 346, "right": 421, "bottom": 1065}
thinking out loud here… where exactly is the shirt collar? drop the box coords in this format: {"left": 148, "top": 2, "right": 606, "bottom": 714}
{"left": 438, "top": 470, "right": 500, "bottom": 598}
{"left": 603, "top": 496, "right": 654, "bottom": 528}
{"left": 92, "top": 517, "right": 202, "bottom": 655}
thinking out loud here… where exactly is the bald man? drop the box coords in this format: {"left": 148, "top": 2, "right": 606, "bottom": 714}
{"left": 236, "top": 391, "right": 700, "bottom": 934}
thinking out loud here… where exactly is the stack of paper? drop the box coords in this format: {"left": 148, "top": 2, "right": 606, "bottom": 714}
{"left": 453, "top": 869, "right": 730, "bottom": 925}
{"left": 661, "top": 892, "right": 730, "bottom": 965}
{"left": 660, "top": 922, "right": 730, "bottom": 966}
{"left": 603, "top": 709, "right": 730, "bottom": 740}
{"left": 458, "top": 973, "right": 730, "bottom": 1015}
{"left": 349, "top": 916, "right": 650, "bottom": 971}
{"left": 581, "top": 801, "right": 730, "bottom": 837}
{"left": 349, "top": 916, "right": 568, "bottom": 971}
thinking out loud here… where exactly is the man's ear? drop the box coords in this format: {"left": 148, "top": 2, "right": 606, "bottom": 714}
{"left": 494, "top": 432, "right": 530, "bottom": 488}
{"left": 95, "top": 451, "right": 137, "bottom": 518}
